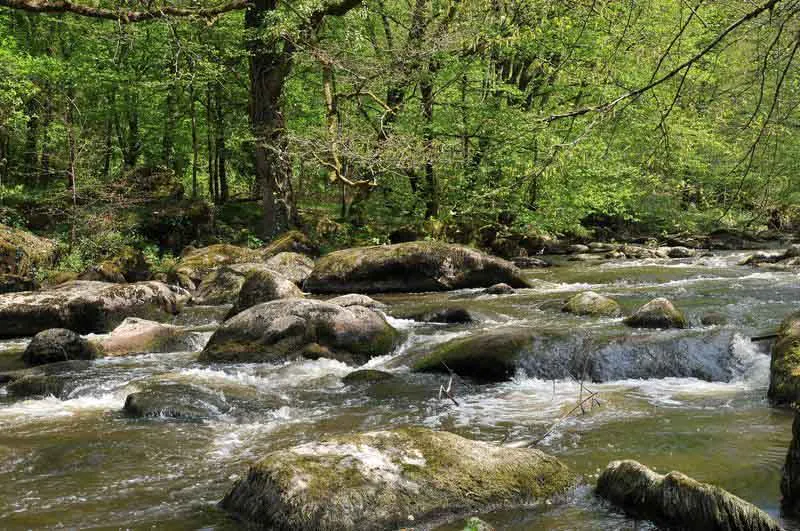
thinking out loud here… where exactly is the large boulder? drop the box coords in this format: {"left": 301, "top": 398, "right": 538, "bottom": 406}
{"left": 562, "top": 291, "right": 622, "bottom": 317}
{"left": 596, "top": 460, "right": 781, "bottom": 531}
{"left": 768, "top": 311, "right": 800, "bottom": 406}
{"left": 782, "top": 412, "right": 800, "bottom": 515}
{"left": 95, "top": 318, "right": 195, "bottom": 356}
{"left": 123, "top": 382, "right": 230, "bottom": 420}
{"left": 22, "top": 328, "right": 99, "bottom": 366}
{"left": 326, "top": 294, "right": 387, "bottom": 310}
{"left": 0, "top": 223, "right": 57, "bottom": 277}
{"left": 194, "top": 263, "right": 273, "bottom": 305}
{"left": 0, "top": 280, "right": 190, "bottom": 339}
{"left": 623, "top": 298, "right": 687, "bottom": 329}
{"left": 413, "top": 327, "right": 534, "bottom": 382}
{"left": 226, "top": 269, "right": 304, "bottom": 318}
{"left": 305, "top": 242, "right": 530, "bottom": 294}
{"left": 265, "top": 252, "right": 314, "bottom": 285}
{"left": 200, "top": 298, "right": 399, "bottom": 364}
{"left": 262, "top": 230, "right": 319, "bottom": 258}
{"left": 80, "top": 246, "right": 151, "bottom": 283}
{"left": 176, "top": 244, "right": 262, "bottom": 285}
{"left": 220, "top": 427, "right": 574, "bottom": 530}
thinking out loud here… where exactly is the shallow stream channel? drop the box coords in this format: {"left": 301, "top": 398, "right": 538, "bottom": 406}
{"left": 1, "top": 251, "right": 798, "bottom": 530}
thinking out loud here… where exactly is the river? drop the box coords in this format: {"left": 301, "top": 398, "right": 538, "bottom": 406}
{"left": 0, "top": 251, "right": 798, "bottom": 529}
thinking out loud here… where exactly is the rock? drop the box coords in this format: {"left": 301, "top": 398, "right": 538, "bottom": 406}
{"left": 220, "top": 427, "right": 574, "bottom": 530}
{"left": 511, "top": 256, "right": 551, "bottom": 268}
{"left": 408, "top": 307, "right": 474, "bottom": 324}
{"left": 82, "top": 246, "right": 151, "bottom": 283}
{"left": 562, "top": 292, "right": 622, "bottom": 317}
{"left": 123, "top": 382, "right": 230, "bottom": 420}
{"left": 262, "top": 230, "right": 319, "bottom": 258}
{"left": 413, "top": 327, "right": 534, "bottom": 382}
{"left": 22, "top": 329, "right": 99, "bottom": 366}
{"left": 226, "top": 269, "right": 304, "bottom": 318}
{"left": 195, "top": 263, "right": 274, "bottom": 305}
{"left": 305, "top": 242, "right": 530, "bottom": 294}
{"left": 200, "top": 298, "right": 399, "bottom": 364}
{"left": 41, "top": 271, "right": 80, "bottom": 288}
{"left": 587, "top": 242, "right": 617, "bottom": 253}
{"left": 326, "top": 294, "right": 387, "bottom": 310}
{"left": 0, "top": 280, "right": 190, "bottom": 339}
{"left": 484, "top": 283, "right": 515, "bottom": 295}
{"left": 176, "top": 244, "right": 262, "bottom": 285}
{"left": 596, "top": 460, "right": 781, "bottom": 531}
{"left": 0, "top": 274, "right": 37, "bottom": 294}
{"left": 605, "top": 250, "right": 626, "bottom": 260}
{"left": 666, "top": 246, "right": 696, "bottom": 258}
{"left": 342, "top": 369, "right": 394, "bottom": 384}
{"left": 265, "top": 252, "right": 314, "bottom": 285}
{"left": 784, "top": 244, "right": 800, "bottom": 259}
{"left": 3, "top": 360, "right": 91, "bottom": 398}
{"left": 782, "top": 412, "right": 800, "bottom": 515}
{"left": 741, "top": 251, "right": 783, "bottom": 266}
{"left": 96, "top": 318, "right": 193, "bottom": 356}
{"left": 568, "top": 253, "right": 601, "bottom": 262}
{"left": 624, "top": 298, "right": 687, "bottom": 329}
{"left": 768, "top": 311, "right": 800, "bottom": 406}
{"left": 567, "top": 244, "right": 590, "bottom": 254}
{"left": 0, "top": 223, "right": 58, "bottom": 277}
{"left": 463, "top": 517, "right": 496, "bottom": 531}
{"left": 701, "top": 312, "right": 727, "bottom": 326}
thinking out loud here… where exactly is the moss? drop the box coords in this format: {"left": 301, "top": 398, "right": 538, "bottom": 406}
{"left": 562, "top": 291, "right": 622, "bottom": 317}
{"left": 414, "top": 327, "right": 533, "bottom": 382}
{"left": 262, "top": 230, "right": 319, "bottom": 258}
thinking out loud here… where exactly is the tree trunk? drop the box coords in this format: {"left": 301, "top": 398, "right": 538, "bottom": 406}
{"left": 215, "top": 84, "right": 229, "bottom": 203}
{"left": 162, "top": 85, "right": 178, "bottom": 169}
{"left": 190, "top": 84, "right": 198, "bottom": 199}
{"left": 23, "top": 97, "right": 40, "bottom": 183}
{"left": 421, "top": 63, "right": 438, "bottom": 219}
{"left": 246, "top": 0, "right": 296, "bottom": 239}
{"left": 206, "top": 84, "right": 217, "bottom": 201}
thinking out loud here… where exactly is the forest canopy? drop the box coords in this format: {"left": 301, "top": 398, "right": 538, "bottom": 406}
{"left": 0, "top": 0, "right": 798, "bottom": 265}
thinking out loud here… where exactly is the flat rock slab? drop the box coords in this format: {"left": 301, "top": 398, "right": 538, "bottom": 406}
{"left": 221, "top": 427, "right": 574, "bottom": 530}
{"left": 0, "top": 280, "right": 190, "bottom": 338}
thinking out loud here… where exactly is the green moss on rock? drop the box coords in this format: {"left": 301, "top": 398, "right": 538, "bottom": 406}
{"left": 413, "top": 327, "right": 534, "bottom": 382}
{"left": 562, "top": 291, "right": 622, "bottom": 317}
{"left": 768, "top": 311, "right": 800, "bottom": 406}
{"left": 220, "top": 427, "right": 574, "bottom": 530}
{"left": 623, "top": 298, "right": 687, "bottom": 329}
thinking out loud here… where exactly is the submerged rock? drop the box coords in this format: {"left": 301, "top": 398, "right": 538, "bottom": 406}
{"left": 624, "top": 298, "right": 687, "bottom": 329}
{"left": 226, "top": 269, "right": 303, "bottom": 318}
{"left": 768, "top": 311, "right": 800, "bottom": 406}
{"left": 123, "top": 382, "right": 230, "bottom": 420}
{"left": 200, "top": 298, "right": 399, "bottom": 364}
{"left": 484, "top": 283, "right": 515, "bottom": 295}
{"left": 264, "top": 251, "right": 314, "bottom": 285}
{"left": 413, "top": 327, "right": 534, "bottom": 382}
{"left": 342, "top": 369, "right": 394, "bottom": 384}
{"left": 326, "top": 294, "right": 387, "bottom": 310}
{"left": 596, "top": 460, "right": 782, "bottom": 531}
{"left": 3, "top": 360, "right": 92, "bottom": 399}
{"left": 562, "top": 291, "right": 622, "bottom": 317}
{"left": 701, "top": 312, "right": 728, "bottom": 326}
{"left": 96, "top": 318, "right": 196, "bottom": 356}
{"left": 782, "top": 412, "right": 800, "bottom": 515}
{"left": 0, "top": 280, "right": 189, "bottom": 339}
{"left": 305, "top": 242, "right": 529, "bottom": 294}
{"left": 22, "top": 329, "right": 99, "bottom": 366}
{"left": 511, "top": 256, "right": 550, "bottom": 268}
{"left": 220, "top": 427, "right": 574, "bottom": 530}
{"left": 407, "top": 307, "right": 474, "bottom": 324}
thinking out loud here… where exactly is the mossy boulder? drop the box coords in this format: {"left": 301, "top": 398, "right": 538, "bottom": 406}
{"left": 562, "top": 291, "right": 622, "bottom": 317}
{"left": 176, "top": 244, "right": 262, "bottom": 285}
{"left": 484, "top": 283, "right": 515, "bottom": 295}
{"left": 82, "top": 246, "right": 151, "bottom": 283}
{"left": 413, "top": 327, "right": 534, "bottom": 382}
{"left": 0, "top": 274, "right": 37, "bottom": 294}
{"left": 624, "top": 298, "right": 687, "bottom": 329}
{"left": 0, "top": 223, "right": 58, "bottom": 277}
{"left": 95, "top": 318, "right": 192, "bottom": 356}
{"left": 0, "top": 280, "right": 190, "bottom": 338}
{"left": 200, "top": 298, "right": 399, "bottom": 364}
{"left": 123, "top": 382, "right": 230, "bottom": 420}
{"left": 22, "top": 328, "right": 99, "bottom": 366}
{"left": 768, "top": 311, "right": 800, "bottom": 406}
{"left": 326, "top": 294, "right": 387, "bottom": 310}
{"left": 305, "top": 242, "right": 530, "bottom": 294}
{"left": 782, "top": 412, "right": 800, "bottom": 515}
{"left": 220, "top": 427, "right": 574, "bottom": 531}
{"left": 262, "top": 230, "right": 319, "bottom": 258}
{"left": 596, "top": 460, "right": 781, "bottom": 531}
{"left": 194, "top": 263, "right": 274, "bottom": 305}
{"left": 265, "top": 252, "right": 315, "bottom": 285}
{"left": 342, "top": 369, "right": 394, "bottom": 384}
{"left": 665, "top": 246, "right": 696, "bottom": 258}
{"left": 226, "top": 269, "right": 304, "bottom": 318}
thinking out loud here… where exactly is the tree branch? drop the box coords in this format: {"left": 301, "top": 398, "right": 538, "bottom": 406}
{"left": 0, "top": 0, "right": 249, "bottom": 23}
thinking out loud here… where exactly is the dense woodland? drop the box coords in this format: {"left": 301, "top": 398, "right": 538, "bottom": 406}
{"left": 1, "top": 0, "right": 799, "bottom": 269}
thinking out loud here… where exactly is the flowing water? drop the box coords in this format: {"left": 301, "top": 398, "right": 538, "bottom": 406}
{"left": 0, "top": 251, "right": 798, "bottom": 530}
